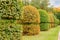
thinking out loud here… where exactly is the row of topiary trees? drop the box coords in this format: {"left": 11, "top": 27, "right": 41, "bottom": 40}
{"left": 0, "top": 0, "right": 59, "bottom": 40}
{"left": 20, "top": 5, "right": 59, "bottom": 35}
{"left": 39, "top": 9, "right": 59, "bottom": 31}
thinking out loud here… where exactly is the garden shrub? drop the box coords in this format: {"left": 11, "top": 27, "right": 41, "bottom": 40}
{"left": 0, "top": 0, "right": 23, "bottom": 39}
{"left": 39, "top": 9, "right": 50, "bottom": 23}
{"left": 20, "top": 5, "right": 40, "bottom": 35}
{"left": 0, "top": 0, "right": 21, "bottom": 20}
{"left": 0, "top": 20, "right": 22, "bottom": 40}
{"left": 39, "top": 9, "right": 50, "bottom": 31}
{"left": 20, "top": 5, "right": 40, "bottom": 23}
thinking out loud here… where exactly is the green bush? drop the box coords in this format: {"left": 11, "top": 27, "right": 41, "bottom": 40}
{"left": 39, "top": 9, "right": 50, "bottom": 23}
{"left": 0, "top": 20, "right": 22, "bottom": 40}
{"left": 0, "top": 0, "right": 21, "bottom": 20}
{"left": 0, "top": 0, "right": 23, "bottom": 39}
{"left": 39, "top": 9, "right": 50, "bottom": 31}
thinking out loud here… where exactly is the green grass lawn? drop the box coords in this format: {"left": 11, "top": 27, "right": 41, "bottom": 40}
{"left": 23, "top": 26, "right": 60, "bottom": 40}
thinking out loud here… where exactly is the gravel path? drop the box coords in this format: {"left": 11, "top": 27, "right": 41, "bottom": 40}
{"left": 58, "top": 32, "right": 60, "bottom": 40}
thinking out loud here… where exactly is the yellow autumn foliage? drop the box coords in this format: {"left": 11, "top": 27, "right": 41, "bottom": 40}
{"left": 21, "top": 5, "right": 40, "bottom": 23}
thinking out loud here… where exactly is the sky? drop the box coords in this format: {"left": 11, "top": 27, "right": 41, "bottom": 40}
{"left": 49, "top": 0, "right": 60, "bottom": 7}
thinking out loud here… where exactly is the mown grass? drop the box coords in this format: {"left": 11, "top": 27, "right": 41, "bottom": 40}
{"left": 23, "top": 26, "right": 60, "bottom": 40}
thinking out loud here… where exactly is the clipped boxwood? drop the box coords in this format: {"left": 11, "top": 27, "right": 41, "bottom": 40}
{"left": 39, "top": 9, "right": 50, "bottom": 31}
{"left": 0, "top": 20, "right": 22, "bottom": 40}
{"left": 0, "top": 0, "right": 21, "bottom": 20}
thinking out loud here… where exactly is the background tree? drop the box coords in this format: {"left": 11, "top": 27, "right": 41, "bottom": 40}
{"left": 31, "top": 0, "right": 41, "bottom": 9}
{"left": 22, "top": 0, "right": 31, "bottom": 5}
{"left": 40, "top": 0, "right": 49, "bottom": 9}
{"left": 53, "top": 8, "right": 60, "bottom": 24}
{"left": 31, "top": 0, "right": 50, "bottom": 10}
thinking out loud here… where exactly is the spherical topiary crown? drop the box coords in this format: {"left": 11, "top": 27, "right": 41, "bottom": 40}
{"left": 21, "top": 5, "right": 40, "bottom": 23}
{"left": 39, "top": 9, "right": 50, "bottom": 23}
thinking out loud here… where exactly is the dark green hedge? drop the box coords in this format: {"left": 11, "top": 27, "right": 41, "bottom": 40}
{"left": 39, "top": 9, "right": 50, "bottom": 23}
{"left": 39, "top": 9, "right": 50, "bottom": 31}
{"left": 0, "top": 0, "right": 23, "bottom": 39}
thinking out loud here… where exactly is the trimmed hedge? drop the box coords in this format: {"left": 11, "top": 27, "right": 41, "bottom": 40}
{"left": 20, "top": 5, "right": 40, "bottom": 23}
{"left": 0, "top": 0, "right": 23, "bottom": 39}
{"left": 39, "top": 9, "right": 50, "bottom": 31}
{"left": 20, "top": 5, "right": 40, "bottom": 35}
{"left": 0, "top": 0, "right": 21, "bottom": 20}
{"left": 0, "top": 20, "right": 22, "bottom": 40}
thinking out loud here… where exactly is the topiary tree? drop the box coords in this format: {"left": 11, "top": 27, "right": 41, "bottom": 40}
{"left": 39, "top": 9, "right": 50, "bottom": 31}
{"left": 20, "top": 5, "right": 40, "bottom": 23}
{"left": 20, "top": 5, "right": 40, "bottom": 35}
{"left": 39, "top": 9, "right": 50, "bottom": 23}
